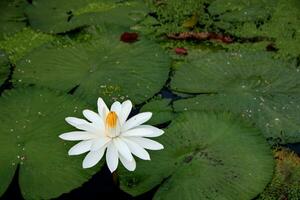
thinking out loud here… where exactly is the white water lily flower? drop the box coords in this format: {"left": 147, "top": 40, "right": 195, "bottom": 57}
{"left": 59, "top": 98, "right": 164, "bottom": 172}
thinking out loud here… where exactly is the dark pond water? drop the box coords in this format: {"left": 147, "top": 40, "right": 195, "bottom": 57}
{"left": 1, "top": 166, "right": 155, "bottom": 200}
{"left": 286, "top": 143, "right": 300, "bottom": 156}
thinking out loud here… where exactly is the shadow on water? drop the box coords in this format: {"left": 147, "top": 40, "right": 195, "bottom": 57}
{"left": 1, "top": 165, "right": 155, "bottom": 200}
{"left": 285, "top": 143, "right": 300, "bottom": 156}
{"left": 1, "top": 166, "right": 22, "bottom": 200}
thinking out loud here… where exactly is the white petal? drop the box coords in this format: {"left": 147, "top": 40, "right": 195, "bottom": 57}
{"left": 129, "top": 137, "right": 164, "bottom": 150}
{"left": 82, "top": 109, "right": 104, "bottom": 130}
{"left": 122, "top": 137, "right": 150, "bottom": 160}
{"left": 113, "top": 138, "right": 133, "bottom": 161}
{"left": 119, "top": 154, "right": 136, "bottom": 171}
{"left": 68, "top": 140, "right": 93, "bottom": 155}
{"left": 82, "top": 146, "right": 106, "bottom": 168}
{"left": 111, "top": 101, "right": 122, "bottom": 116}
{"left": 121, "top": 125, "right": 164, "bottom": 138}
{"left": 59, "top": 131, "right": 96, "bottom": 141}
{"left": 90, "top": 137, "right": 111, "bottom": 151}
{"left": 119, "top": 100, "right": 132, "bottom": 126}
{"left": 140, "top": 125, "right": 164, "bottom": 137}
{"left": 65, "top": 117, "right": 99, "bottom": 133}
{"left": 97, "top": 97, "right": 109, "bottom": 118}
{"left": 106, "top": 142, "right": 119, "bottom": 172}
{"left": 121, "top": 112, "right": 152, "bottom": 132}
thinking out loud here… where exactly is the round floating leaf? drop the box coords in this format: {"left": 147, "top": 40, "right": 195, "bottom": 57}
{"left": 0, "top": 50, "right": 10, "bottom": 86}
{"left": 119, "top": 112, "right": 274, "bottom": 200}
{"left": 171, "top": 51, "right": 300, "bottom": 144}
{"left": 0, "top": 88, "right": 97, "bottom": 199}
{"left": 14, "top": 35, "right": 170, "bottom": 105}
{"left": 140, "top": 98, "right": 175, "bottom": 125}
{"left": 208, "top": 0, "right": 274, "bottom": 23}
{"left": 26, "top": 0, "right": 147, "bottom": 33}
{"left": 0, "top": 0, "right": 27, "bottom": 39}
{"left": 209, "top": 0, "right": 300, "bottom": 58}
{"left": 0, "top": 28, "right": 54, "bottom": 63}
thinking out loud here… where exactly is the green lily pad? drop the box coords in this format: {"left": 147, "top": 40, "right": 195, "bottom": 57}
{"left": 0, "top": 88, "right": 96, "bottom": 199}
{"left": 14, "top": 34, "right": 170, "bottom": 105}
{"left": 140, "top": 98, "right": 175, "bottom": 125}
{"left": 26, "top": 0, "right": 147, "bottom": 33}
{"left": 0, "top": 0, "right": 27, "bottom": 39}
{"left": 208, "top": 0, "right": 275, "bottom": 23}
{"left": 0, "top": 50, "right": 10, "bottom": 86}
{"left": 171, "top": 51, "right": 300, "bottom": 144}
{"left": 0, "top": 28, "right": 54, "bottom": 63}
{"left": 210, "top": 0, "right": 300, "bottom": 58}
{"left": 119, "top": 112, "right": 274, "bottom": 199}
{"left": 143, "top": 0, "right": 212, "bottom": 35}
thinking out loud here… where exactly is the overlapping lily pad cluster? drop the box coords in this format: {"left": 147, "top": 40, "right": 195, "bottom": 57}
{"left": 0, "top": 0, "right": 299, "bottom": 199}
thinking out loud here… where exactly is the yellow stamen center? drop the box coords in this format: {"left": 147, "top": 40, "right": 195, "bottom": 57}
{"left": 106, "top": 111, "right": 118, "bottom": 128}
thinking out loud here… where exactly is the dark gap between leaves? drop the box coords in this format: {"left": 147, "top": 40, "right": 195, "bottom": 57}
{"left": 1, "top": 165, "right": 23, "bottom": 200}
{"left": 0, "top": 64, "right": 15, "bottom": 96}
{"left": 56, "top": 26, "right": 88, "bottom": 37}
{"left": 67, "top": 85, "right": 79, "bottom": 95}
{"left": 284, "top": 143, "right": 300, "bottom": 156}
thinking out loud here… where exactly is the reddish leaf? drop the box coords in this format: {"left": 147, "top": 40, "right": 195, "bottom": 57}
{"left": 219, "top": 35, "right": 233, "bottom": 43}
{"left": 211, "top": 34, "right": 233, "bottom": 43}
{"left": 175, "top": 47, "right": 188, "bottom": 55}
{"left": 168, "top": 32, "right": 233, "bottom": 44}
{"left": 120, "top": 32, "right": 139, "bottom": 43}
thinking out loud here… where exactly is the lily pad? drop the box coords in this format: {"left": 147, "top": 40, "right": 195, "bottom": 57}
{"left": 143, "top": 0, "right": 212, "bottom": 35}
{"left": 171, "top": 51, "right": 300, "bottom": 144}
{"left": 208, "top": 0, "right": 275, "bottom": 24}
{"left": 0, "top": 50, "right": 10, "bottom": 86}
{"left": 14, "top": 34, "right": 170, "bottom": 105}
{"left": 140, "top": 98, "right": 175, "bottom": 125}
{"left": 0, "top": 28, "right": 54, "bottom": 63}
{"left": 0, "top": 0, "right": 27, "bottom": 39}
{"left": 0, "top": 88, "right": 96, "bottom": 199}
{"left": 26, "top": 0, "right": 147, "bottom": 33}
{"left": 209, "top": 0, "right": 300, "bottom": 58}
{"left": 119, "top": 112, "right": 274, "bottom": 199}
